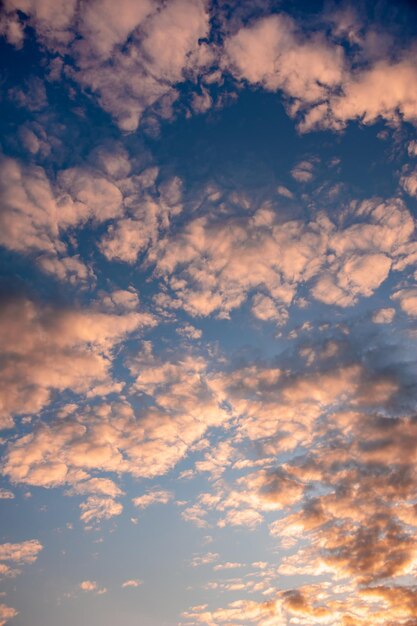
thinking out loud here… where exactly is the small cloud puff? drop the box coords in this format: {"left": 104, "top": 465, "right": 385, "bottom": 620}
{"left": 372, "top": 307, "right": 396, "bottom": 324}
{"left": 80, "top": 580, "right": 107, "bottom": 594}
{"left": 121, "top": 579, "right": 142, "bottom": 588}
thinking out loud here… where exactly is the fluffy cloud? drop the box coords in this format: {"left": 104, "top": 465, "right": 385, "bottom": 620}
{"left": 0, "top": 156, "right": 125, "bottom": 282}
{"left": 6, "top": 3, "right": 417, "bottom": 135}
{"left": 2, "top": 0, "right": 210, "bottom": 130}
{"left": 312, "top": 252, "right": 392, "bottom": 307}
{"left": 72, "top": 0, "right": 211, "bottom": 131}
{"left": 0, "top": 540, "right": 42, "bottom": 564}
{"left": 182, "top": 326, "right": 417, "bottom": 623}
{"left": 290, "top": 160, "right": 315, "bottom": 183}
{"left": 75, "top": 0, "right": 152, "bottom": 60}
{"left": 3, "top": 0, "right": 77, "bottom": 47}
{"left": 223, "top": 12, "right": 417, "bottom": 134}
{"left": 148, "top": 210, "right": 328, "bottom": 318}
{"left": 372, "top": 307, "right": 396, "bottom": 324}
{"left": 132, "top": 489, "right": 173, "bottom": 509}
{"left": 79, "top": 496, "right": 123, "bottom": 524}
{"left": 147, "top": 195, "right": 414, "bottom": 318}
{"left": 0, "top": 293, "right": 155, "bottom": 427}
{"left": 225, "top": 14, "right": 344, "bottom": 104}
{"left": 80, "top": 580, "right": 107, "bottom": 594}
{"left": 321, "top": 56, "right": 417, "bottom": 131}
{"left": 392, "top": 288, "right": 417, "bottom": 317}
{"left": 0, "top": 604, "right": 18, "bottom": 626}
{"left": 0, "top": 540, "right": 42, "bottom": 579}
{"left": 99, "top": 175, "right": 183, "bottom": 264}
{"left": 400, "top": 168, "right": 417, "bottom": 197}
{"left": 2, "top": 344, "right": 228, "bottom": 496}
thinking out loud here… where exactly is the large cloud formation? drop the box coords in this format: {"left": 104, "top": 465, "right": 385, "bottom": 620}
{"left": 4, "top": 1, "right": 417, "bottom": 132}
{"left": 0, "top": 2, "right": 417, "bottom": 626}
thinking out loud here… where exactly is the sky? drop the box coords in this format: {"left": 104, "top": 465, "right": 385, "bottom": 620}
{"left": 0, "top": 0, "right": 417, "bottom": 624}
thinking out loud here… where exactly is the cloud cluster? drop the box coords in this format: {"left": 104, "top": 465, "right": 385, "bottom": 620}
{"left": 148, "top": 196, "right": 415, "bottom": 318}
{"left": 225, "top": 13, "right": 344, "bottom": 105}
{"left": 3, "top": 0, "right": 211, "bottom": 131}
{"left": 2, "top": 344, "right": 230, "bottom": 522}
{"left": 5, "top": 2, "right": 417, "bottom": 133}
{"left": 0, "top": 292, "right": 154, "bottom": 428}
{"left": 0, "top": 539, "right": 42, "bottom": 579}
{"left": 0, "top": 156, "right": 124, "bottom": 282}
{"left": 181, "top": 323, "right": 417, "bottom": 625}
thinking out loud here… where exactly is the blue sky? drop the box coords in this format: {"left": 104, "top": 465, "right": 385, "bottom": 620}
{"left": 1, "top": 1, "right": 417, "bottom": 624}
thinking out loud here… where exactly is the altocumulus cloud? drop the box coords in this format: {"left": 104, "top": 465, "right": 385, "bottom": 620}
{"left": 0, "top": 1, "right": 417, "bottom": 625}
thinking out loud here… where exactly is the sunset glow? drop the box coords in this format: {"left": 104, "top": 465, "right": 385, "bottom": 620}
{"left": 1, "top": 1, "right": 417, "bottom": 625}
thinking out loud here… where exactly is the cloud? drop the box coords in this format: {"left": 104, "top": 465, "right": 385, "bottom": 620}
{"left": 276, "top": 185, "right": 294, "bottom": 199}
{"left": 0, "top": 489, "right": 14, "bottom": 499}
{"left": 147, "top": 195, "right": 414, "bottom": 319}
{"left": 176, "top": 323, "right": 202, "bottom": 340}
{"left": 182, "top": 597, "right": 278, "bottom": 624}
{"left": 66, "top": 478, "right": 124, "bottom": 498}
{"left": 401, "top": 167, "right": 417, "bottom": 198}
{"left": 6, "top": 2, "right": 417, "bottom": 137}
{"left": 0, "top": 156, "right": 126, "bottom": 282}
{"left": 79, "top": 497, "right": 123, "bottom": 524}
{"left": 3, "top": 0, "right": 77, "bottom": 47}
{"left": 392, "top": 288, "right": 417, "bottom": 317}
{"left": 0, "top": 293, "right": 155, "bottom": 428}
{"left": 147, "top": 210, "right": 328, "bottom": 318}
{"left": 183, "top": 339, "right": 417, "bottom": 621}
{"left": 0, "top": 540, "right": 42, "bottom": 564}
{"left": 251, "top": 294, "right": 288, "bottom": 325}
{"left": 0, "top": 604, "right": 18, "bottom": 626}
{"left": 190, "top": 552, "right": 219, "bottom": 568}
{"left": 80, "top": 580, "right": 107, "bottom": 594}
{"left": 75, "top": 0, "right": 152, "bottom": 60}
{"left": 322, "top": 55, "right": 417, "bottom": 131}
{"left": 372, "top": 307, "right": 396, "bottom": 324}
{"left": 99, "top": 176, "right": 183, "bottom": 264}
{"left": 121, "top": 579, "right": 142, "bottom": 588}
{"left": 225, "top": 14, "right": 344, "bottom": 103}
{"left": 2, "top": 344, "right": 229, "bottom": 505}
{"left": 72, "top": 0, "right": 211, "bottom": 131}
{"left": 132, "top": 489, "right": 173, "bottom": 509}
{"left": 0, "top": 540, "right": 42, "bottom": 578}
{"left": 290, "top": 160, "right": 315, "bottom": 183}
{"left": 312, "top": 252, "right": 392, "bottom": 307}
